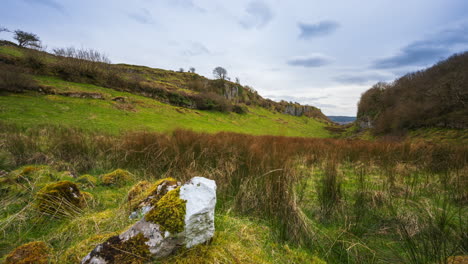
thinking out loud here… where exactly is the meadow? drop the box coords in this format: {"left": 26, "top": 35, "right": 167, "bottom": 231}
{"left": 0, "top": 123, "right": 466, "bottom": 263}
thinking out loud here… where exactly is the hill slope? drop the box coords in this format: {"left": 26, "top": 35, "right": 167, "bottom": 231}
{"left": 357, "top": 52, "right": 468, "bottom": 135}
{"left": 0, "top": 44, "right": 331, "bottom": 137}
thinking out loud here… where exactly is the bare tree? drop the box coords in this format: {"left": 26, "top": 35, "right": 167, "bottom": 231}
{"left": 0, "top": 26, "right": 9, "bottom": 33}
{"left": 235, "top": 77, "right": 240, "bottom": 84}
{"left": 189, "top": 67, "right": 196, "bottom": 73}
{"left": 13, "top": 30, "right": 40, "bottom": 48}
{"left": 52, "top": 47, "right": 111, "bottom": 63}
{"left": 178, "top": 68, "right": 184, "bottom": 72}
{"left": 213, "top": 66, "right": 227, "bottom": 80}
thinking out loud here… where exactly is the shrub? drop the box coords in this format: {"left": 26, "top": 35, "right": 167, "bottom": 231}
{"left": 101, "top": 169, "right": 133, "bottom": 186}
{"left": 0, "top": 64, "right": 37, "bottom": 92}
{"left": 232, "top": 104, "right": 248, "bottom": 114}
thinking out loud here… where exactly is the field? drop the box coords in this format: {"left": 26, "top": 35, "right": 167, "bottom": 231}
{"left": 0, "top": 124, "right": 466, "bottom": 263}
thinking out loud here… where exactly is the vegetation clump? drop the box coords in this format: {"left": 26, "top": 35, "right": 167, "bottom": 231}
{"left": 4, "top": 241, "right": 50, "bottom": 264}
{"left": 101, "top": 169, "right": 132, "bottom": 186}
{"left": 35, "top": 180, "right": 84, "bottom": 217}
{"left": 145, "top": 187, "right": 186, "bottom": 234}
{"left": 76, "top": 174, "right": 97, "bottom": 188}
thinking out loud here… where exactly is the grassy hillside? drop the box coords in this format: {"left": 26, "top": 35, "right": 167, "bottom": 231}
{"left": 0, "top": 76, "right": 329, "bottom": 137}
{"left": 0, "top": 44, "right": 331, "bottom": 137}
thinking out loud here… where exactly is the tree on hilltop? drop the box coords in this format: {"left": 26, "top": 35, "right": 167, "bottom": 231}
{"left": 13, "top": 30, "right": 41, "bottom": 48}
{"left": 213, "top": 66, "right": 227, "bottom": 80}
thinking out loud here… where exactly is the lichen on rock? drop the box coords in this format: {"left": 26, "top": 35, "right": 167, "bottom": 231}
{"left": 145, "top": 187, "right": 187, "bottom": 234}
{"left": 101, "top": 169, "right": 133, "bottom": 187}
{"left": 4, "top": 241, "right": 50, "bottom": 264}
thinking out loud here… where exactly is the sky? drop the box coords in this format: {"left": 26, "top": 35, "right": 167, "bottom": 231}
{"left": 1, "top": 0, "right": 468, "bottom": 116}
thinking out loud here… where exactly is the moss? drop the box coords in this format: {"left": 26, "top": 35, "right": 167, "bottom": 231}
{"left": 77, "top": 174, "right": 98, "bottom": 188}
{"left": 127, "top": 180, "right": 153, "bottom": 203}
{"left": 101, "top": 169, "right": 133, "bottom": 186}
{"left": 145, "top": 187, "right": 186, "bottom": 234}
{"left": 145, "top": 177, "right": 178, "bottom": 205}
{"left": 35, "top": 180, "right": 84, "bottom": 217}
{"left": 84, "top": 233, "right": 151, "bottom": 264}
{"left": 4, "top": 241, "right": 50, "bottom": 264}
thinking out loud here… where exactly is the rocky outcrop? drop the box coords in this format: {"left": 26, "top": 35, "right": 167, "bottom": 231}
{"left": 81, "top": 177, "right": 216, "bottom": 264}
{"left": 358, "top": 116, "right": 373, "bottom": 129}
{"left": 223, "top": 84, "right": 239, "bottom": 100}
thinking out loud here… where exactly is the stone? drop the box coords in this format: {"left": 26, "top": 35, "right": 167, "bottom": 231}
{"left": 180, "top": 177, "right": 217, "bottom": 248}
{"left": 81, "top": 177, "right": 216, "bottom": 264}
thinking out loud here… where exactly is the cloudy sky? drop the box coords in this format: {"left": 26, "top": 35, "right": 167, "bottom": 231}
{"left": 2, "top": 0, "right": 468, "bottom": 115}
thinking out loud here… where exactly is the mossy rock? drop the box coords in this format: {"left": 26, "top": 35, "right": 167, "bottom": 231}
{"left": 77, "top": 174, "right": 98, "bottom": 189}
{"left": 83, "top": 233, "right": 151, "bottom": 264}
{"left": 145, "top": 187, "right": 186, "bottom": 234}
{"left": 101, "top": 169, "right": 133, "bottom": 187}
{"left": 35, "top": 180, "right": 84, "bottom": 217}
{"left": 127, "top": 180, "right": 153, "bottom": 203}
{"left": 133, "top": 177, "right": 179, "bottom": 211}
{"left": 4, "top": 241, "right": 50, "bottom": 264}
{"left": 145, "top": 177, "right": 178, "bottom": 205}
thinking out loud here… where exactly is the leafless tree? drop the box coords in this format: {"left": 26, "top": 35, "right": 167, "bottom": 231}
{"left": 213, "top": 66, "right": 227, "bottom": 80}
{"left": 189, "top": 67, "right": 196, "bottom": 73}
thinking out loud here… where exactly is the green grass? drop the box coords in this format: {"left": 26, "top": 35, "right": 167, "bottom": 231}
{"left": 0, "top": 165, "right": 325, "bottom": 264}
{"left": 0, "top": 76, "right": 330, "bottom": 137}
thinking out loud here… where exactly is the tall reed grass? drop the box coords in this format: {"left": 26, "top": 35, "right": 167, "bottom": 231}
{"left": 0, "top": 122, "right": 466, "bottom": 263}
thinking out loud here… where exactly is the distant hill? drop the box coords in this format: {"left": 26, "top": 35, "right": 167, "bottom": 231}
{"left": 327, "top": 116, "right": 356, "bottom": 124}
{"left": 357, "top": 52, "right": 468, "bottom": 135}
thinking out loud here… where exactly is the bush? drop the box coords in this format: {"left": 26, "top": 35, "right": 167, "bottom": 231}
{"left": 0, "top": 64, "right": 37, "bottom": 92}
{"left": 232, "top": 104, "right": 248, "bottom": 114}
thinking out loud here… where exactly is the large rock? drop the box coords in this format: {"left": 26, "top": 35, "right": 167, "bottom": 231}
{"left": 81, "top": 177, "right": 216, "bottom": 264}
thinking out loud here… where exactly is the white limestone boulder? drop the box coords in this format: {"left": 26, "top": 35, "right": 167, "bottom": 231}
{"left": 81, "top": 177, "right": 216, "bottom": 264}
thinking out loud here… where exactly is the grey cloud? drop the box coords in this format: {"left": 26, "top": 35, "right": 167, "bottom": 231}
{"left": 373, "top": 23, "right": 468, "bottom": 69}
{"left": 334, "top": 73, "right": 393, "bottom": 85}
{"left": 298, "top": 21, "right": 339, "bottom": 39}
{"left": 22, "top": 0, "right": 63, "bottom": 11}
{"left": 266, "top": 94, "right": 329, "bottom": 103}
{"left": 128, "top": 8, "right": 154, "bottom": 24}
{"left": 239, "top": 1, "right": 273, "bottom": 29}
{"left": 287, "top": 54, "right": 332, "bottom": 67}
{"left": 266, "top": 94, "right": 336, "bottom": 109}
{"left": 182, "top": 42, "right": 210, "bottom": 56}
